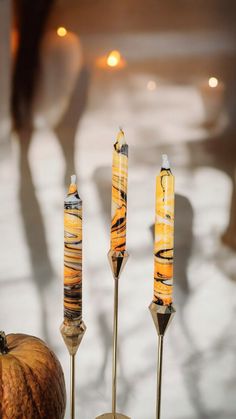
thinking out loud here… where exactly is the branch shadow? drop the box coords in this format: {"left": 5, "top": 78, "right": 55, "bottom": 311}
{"left": 55, "top": 65, "right": 90, "bottom": 186}
{"left": 18, "top": 127, "right": 54, "bottom": 343}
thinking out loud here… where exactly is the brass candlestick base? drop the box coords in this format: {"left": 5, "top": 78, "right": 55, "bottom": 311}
{"left": 149, "top": 302, "right": 176, "bottom": 419}
{"left": 95, "top": 250, "right": 130, "bottom": 419}
{"left": 60, "top": 320, "right": 86, "bottom": 419}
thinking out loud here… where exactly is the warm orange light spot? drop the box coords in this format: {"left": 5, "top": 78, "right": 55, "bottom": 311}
{"left": 96, "top": 50, "right": 126, "bottom": 70}
{"left": 107, "top": 50, "right": 121, "bottom": 67}
{"left": 57, "top": 27, "right": 67, "bottom": 37}
{"left": 147, "top": 80, "right": 157, "bottom": 91}
{"left": 208, "top": 77, "right": 219, "bottom": 88}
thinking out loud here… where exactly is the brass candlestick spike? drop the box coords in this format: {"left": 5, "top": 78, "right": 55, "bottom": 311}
{"left": 96, "top": 250, "right": 131, "bottom": 419}
{"left": 60, "top": 320, "right": 86, "bottom": 419}
{"left": 149, "top": 302, "right": 176, "bottom": 419}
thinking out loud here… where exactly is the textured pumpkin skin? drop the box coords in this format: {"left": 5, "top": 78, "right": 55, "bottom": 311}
{"left": 0, "top": 334, "right": 66, "bottom": 419}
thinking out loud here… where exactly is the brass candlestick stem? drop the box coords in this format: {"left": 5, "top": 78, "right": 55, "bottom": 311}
{"left": 112, "top": 277, "right": 119, "bottom": 414}
{"left": 60, "top": 320, "right": 86, "bottom": 419}
{"left": 70, "top": 354, "right": 75, "bottom": 419}
{"left": 149, "top": 303, "right": 176, "bottom": 419}
{"left": 96, "top": 250, "right": 131, "bottom": 419}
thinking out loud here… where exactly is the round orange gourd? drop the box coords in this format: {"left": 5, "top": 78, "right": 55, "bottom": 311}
{"left": 0, "top": 331, "right": 66, "bottom": 419}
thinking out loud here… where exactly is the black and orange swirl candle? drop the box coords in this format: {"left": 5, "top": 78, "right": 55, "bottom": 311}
{"left": 64, "top": 175, "right": 82, "bottom": 322}
{"left": 110, "top": 129, "right": 128, "bottom": 252}
{"left": 154, "top": 155, "right": 175, "bottom": 306}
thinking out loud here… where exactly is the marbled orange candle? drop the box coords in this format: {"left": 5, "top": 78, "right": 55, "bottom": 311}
{"left": 110, "top": 129, "right": 128, "bottom": 252}
{"left": 64, "top": 175, "right": 82, "bottom": 322}
{"left": 154, "top": 155, "right": 175, "bottom": 305}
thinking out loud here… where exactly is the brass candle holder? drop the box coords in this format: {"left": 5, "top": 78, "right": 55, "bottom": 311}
{"left": 149, "top": 302, "right": 176, "bottom": 419}
{"left": 60, "top": 320, "right": 86, "bottom": 419}
{"left": 96, "top": 250, "right": 131, "bottom": 419}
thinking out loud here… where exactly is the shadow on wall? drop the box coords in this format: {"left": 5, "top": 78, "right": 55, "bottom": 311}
{"left": 55, "top": 65, "right": 90, "bottom": 186}
{"left": 18, "top": 127, "right": 54, "bottom": 342}
{"left": 186, "top": 127, "right": 236, "bottom": 253}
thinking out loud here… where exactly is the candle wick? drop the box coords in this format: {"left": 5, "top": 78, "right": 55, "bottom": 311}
{"left": 118, "top": 126, "right": 125, "bottom": 138}
{"left": 162, "top": 154, "right": 170, "bottom": 169}
{"left": 71, "top": 174, "right": 77, "bottom": 184}
{"left": 117, "top": 128, "right": 126, "bottom": 145}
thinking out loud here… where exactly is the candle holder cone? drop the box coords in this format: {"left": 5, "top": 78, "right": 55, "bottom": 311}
{"left": 95, "top": 250, "right": 131, "bottom": 419}
{"left": 149, "top": 302, "right": 176, "bottom": 419}
{"left": 108, "top": 249, "right": 129, "bottom": 280}
{"left": 60, "top": 320, "right": 86, "bottom": 419}
{"left": 60, "top": 320, "right": 86, "bottom": 356}
{"left": 149, "top": 303, "right": 175, "bottom": 336}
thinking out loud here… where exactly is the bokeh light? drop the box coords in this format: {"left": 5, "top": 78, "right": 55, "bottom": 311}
{"left": 57, "top": 27, "right": 67, "bottom": 37}
{"left": 147, "top": 80, "right": 157, "bottom": 91}
{"left": 107, "top": 50, "right": 121, "bottom": 67}
{"left": 208, "top": 76, "right": 219, "bottom": 88}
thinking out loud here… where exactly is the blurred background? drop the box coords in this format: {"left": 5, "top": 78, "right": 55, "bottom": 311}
{"left": 1, "top": 0, "right": 236, "bottom": 418}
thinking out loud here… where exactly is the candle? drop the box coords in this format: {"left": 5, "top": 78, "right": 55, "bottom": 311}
{"left": 154, "top": 155, "right": 175, "bottom": 305}
{"left": 64, "top": 175, "right": 82, "bottom": 322}
{"left": 110, "top": 129, "right": 128, "bottom": 252}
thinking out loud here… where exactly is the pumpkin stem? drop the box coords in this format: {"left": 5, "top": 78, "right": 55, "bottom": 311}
{"left": 0, "top": 331, "right": 9, "bottom": 354}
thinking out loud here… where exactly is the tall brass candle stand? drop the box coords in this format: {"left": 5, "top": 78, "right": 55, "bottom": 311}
{"left": 60, "top": 320, "right": 86, "bottom": 419}
{"left": 96, "top": 250, "right": 131, "bottom": 419}
{"left": 149, "top": 303, "right": 176, "bottom": 419}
